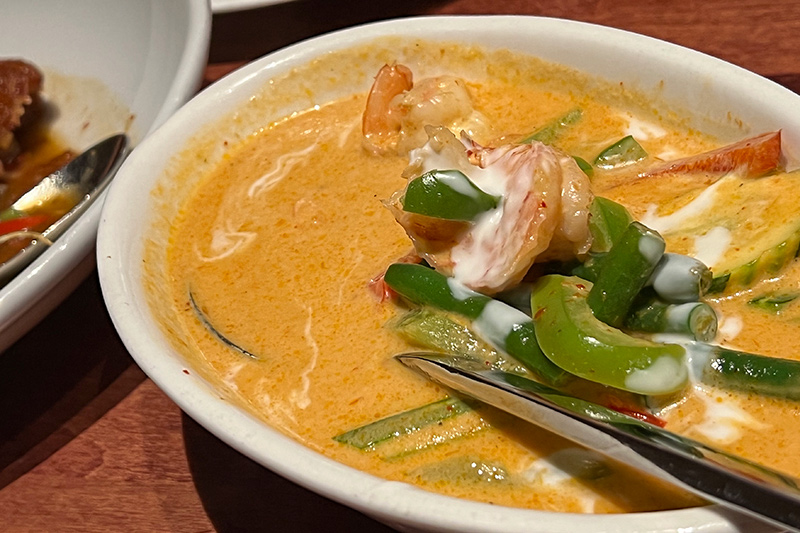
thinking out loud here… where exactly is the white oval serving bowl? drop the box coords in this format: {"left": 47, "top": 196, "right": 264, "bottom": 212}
{"left": 0, "top": 0, "right": 211, "bottom": 352}
{"left": 97, "top": 16, "right": 795, "bottom": 533}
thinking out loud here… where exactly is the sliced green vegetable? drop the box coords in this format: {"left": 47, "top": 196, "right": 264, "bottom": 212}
{"left": 587, "top": 221, "right": 666, "bottom": 327}
{"left": 521, "top": 108, "right": 583, "bottom": 145}
{"left": 388, "top": 308, "right": 492, "bottom": 358}
{"left": 333, "top": 397, "right": 475, "bottom": 450}
{"left": 701, "top": 348, "right": 800, "bottom": 401}
{"left": 655, "top": 172, "right": 800, "bottom": 294}
{"left": 708, "top": 273, "right": 730, "bottom": 294}
{"left": 647, "top": 253, "right": 713, "bottom": 303}
{"left": 709, "top": 227, "right": 800, "bottom": 293}
{"left": 402, "top": 169, "right": 499, "bottom": 221}
{"left": 411, "top": 455, "right": 514, "bottom": 485}
{"left": 588, "top": 197, "right": 634, "bottom": 253}
{"left": 531, "top": 275, "right": 688, "bottom": 395}
{"left": 388, "top": 308, "right": 531, "bottom": 375}
{"left": 593, "top": 135, "right": 647, "bottom": 169}
{"left": 573, "top": 156, "right": 594, "bottom": 178}
{"left": 384, "top": 263, "right": 570, "bottom": 386}
{"left": 748, "top": 293, "right": 799, "bottom": 313}
{"left": 384, "top": 263, "right": 490, "bottom": 320}
{"left": 625, "top": 293, "right": 717, "bottom": 342}
{"left": 570, "top": 252, "right": 606, "bottom": 282}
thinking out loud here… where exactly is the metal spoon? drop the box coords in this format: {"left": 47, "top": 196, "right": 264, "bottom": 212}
{"left": 396, "top": 352, "right": 800, "bottom": 532}
{"left": 0, "top": 133, "right": 128, "bottom": 285}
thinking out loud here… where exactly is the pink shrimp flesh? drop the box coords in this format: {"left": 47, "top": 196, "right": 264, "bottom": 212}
{"left": 387, "top": 128, "right": 593, "bottom": 294}
{"left": 362, "top": 64, "right": 413, "bottom": 154}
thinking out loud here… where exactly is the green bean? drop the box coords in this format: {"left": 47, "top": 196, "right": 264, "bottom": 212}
{"left": 587, "top": 222, "right": 666, "bottom": 327}
{"left": 699, "top": 347, "right": 800, "bottom": 402}
{"left": 647, "top": 253, "right": 712, "bottom": 303}
{"left": 625, "top": 292, "right": 718, "bottom": 342}
{"left": 570, "top": 252, "right": 605, "bottom": 282}
{"left": 384, "top": 263, "right": 490, "bottom": 319}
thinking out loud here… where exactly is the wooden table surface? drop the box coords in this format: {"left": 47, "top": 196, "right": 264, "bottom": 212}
{"left": 2, "top": 1, "right": 800, "bottom": 531}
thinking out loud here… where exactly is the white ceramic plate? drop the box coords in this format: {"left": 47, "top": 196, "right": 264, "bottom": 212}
{"left": 98, "top": 16, "right": 793, "bottom": 533}
{"left": 211, "top": 0, "right": 293, "bottom": 13}
{"left": 0, "top": 0, "right": 211, "bottom": 353}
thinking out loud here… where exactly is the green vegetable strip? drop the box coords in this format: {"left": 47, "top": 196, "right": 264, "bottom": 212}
{"left": 700, "top": 348, "right": 800, "bottom": 402}
{"left": 384, "top": 263, "right": 570, "bottom": 386}
{"left": 647, "top": 253, "right": 712, "bottom": 303}
{"left": 594, "top": 135, "right": 648, "bottom": 169}
{"left": 708, "top": 272, "right": 730, "bottom": 294}
{"left": 520, "top": 108, "right": 583, "bottom": 145}
{"left": 587, "top": 222, "right": 666, "bottom": 327}
{"left": 570, "top": 252, "right": 606, "bottom": 282}
{"left": 573, "top": 156, "right": 594, "bottom": 178}
{"left": 388, "top": 309, "right": 493, "bottom": 359}
{"left": 588, "top": 197, "right": 634, "bottom": 253}
{"left": 625, "top": 295, "right": 718, "bottom": 342}
{"left": 384, "top": 263, "right": 490, "bottom": 319}
{"left": 402, "top": 169, "right": 500, "bottom": 221}
{"left": 748, "top": 293, "right": 799, "bottom": 313}
{"left": 532, "top": 275, "right": 688, "bottom": 395}
{"left": 390, "top": 309, "right": 535, "bottom": 376}
{"left": 411, "top": 456, "right": 514, "bottom": 485}
{"left": 333, "top": 397, "right": 474, "bottom": 449}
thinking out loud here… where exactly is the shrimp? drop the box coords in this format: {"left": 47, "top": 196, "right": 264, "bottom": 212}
{"left": 386, "top": 127, "right": 593, "bottom": 294}
{"left": 362, "top": 64, "right": 413, "bottom": 155}
{"left": 362, "top": 64, "right": 490, "bottom": 155}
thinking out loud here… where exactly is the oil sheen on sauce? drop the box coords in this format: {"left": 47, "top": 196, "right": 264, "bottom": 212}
{"left": 160, "top": 40, "right": 800, "bottom": 514}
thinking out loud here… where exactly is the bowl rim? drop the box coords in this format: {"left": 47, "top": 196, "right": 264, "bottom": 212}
{"left": 0, "top": 0, "right": 212, "bottom": 353}
{"left": 97, "top": 14, "right": 789, "bottom": 533}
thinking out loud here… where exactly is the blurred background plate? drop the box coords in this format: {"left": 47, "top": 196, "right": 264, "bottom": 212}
{"left": 0, "top": 0, "right": 211, "bottom": 353}
{"left": 211, "top": 0, "right": 294, "bottom": 13}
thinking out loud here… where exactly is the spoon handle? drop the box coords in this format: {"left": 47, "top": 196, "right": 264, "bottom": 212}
{"left": 396, "top": 352, "right": 800, "bottom": 532}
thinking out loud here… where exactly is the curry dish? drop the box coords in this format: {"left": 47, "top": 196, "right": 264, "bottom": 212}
{"left": 157, "top": 39, "right": 800, "bottom": 514}
{"left": 0, "top": 59, "right": 73, "bottom": 263}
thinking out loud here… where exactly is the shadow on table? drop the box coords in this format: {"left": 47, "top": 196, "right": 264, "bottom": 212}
{"left": 209, "top": 0, "right": 453, "bottom": 65}
{"left": 183, "top": 413, "right": 397, "bottom": 533}
{"left": 0, "top": 271, "right": 143, "bottom": 489}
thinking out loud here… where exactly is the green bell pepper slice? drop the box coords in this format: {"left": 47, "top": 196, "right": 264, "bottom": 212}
{"left": 594, "top": 135, "right": 647, "bottom": 169}
{"left": 521, "top": 108, "right": 583, "bottom": 145}
{"left": 531, "top": 274, "right": 688, "bottom": 395}
{"left": 402, "top": 169, "right": 500, "bottom": 221}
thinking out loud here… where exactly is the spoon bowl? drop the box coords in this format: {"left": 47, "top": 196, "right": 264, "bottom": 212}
{"left": 0, "top": 134, "right": 127, "bottom": 287}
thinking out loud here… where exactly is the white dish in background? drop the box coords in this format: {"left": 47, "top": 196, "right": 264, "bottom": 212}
{"left": 97, "top": 16, "right": 794, "bottom": 533}
{"left": 0, "top": 0, "right": 211, "bottom": 353}
{"left": 211, "top": 0, "right": 291, "bottom": 13}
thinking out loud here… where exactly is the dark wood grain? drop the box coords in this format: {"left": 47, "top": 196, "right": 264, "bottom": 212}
{"left": 1, "top": 1, "right": 799, "bottom": 531}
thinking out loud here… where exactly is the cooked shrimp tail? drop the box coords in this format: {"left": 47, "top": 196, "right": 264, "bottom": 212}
{"left": 362, "top": 64, "right": 413, "bottom": 155}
